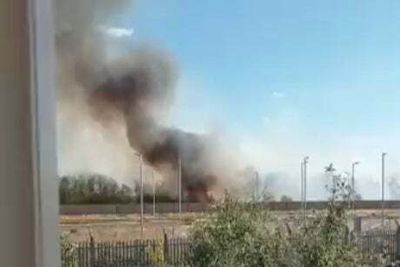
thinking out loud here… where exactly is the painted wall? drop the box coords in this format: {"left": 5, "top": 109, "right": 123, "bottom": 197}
{"left": 0, "top": 0, "right": 59, "bottom": 266}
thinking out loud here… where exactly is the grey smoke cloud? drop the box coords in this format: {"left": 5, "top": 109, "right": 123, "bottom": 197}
{"left": 55, "top": 0, "right": 237, "bottom": 201}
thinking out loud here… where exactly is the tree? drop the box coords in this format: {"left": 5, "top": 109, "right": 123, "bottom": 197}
{"left": 239, "top": 166, "right": 272, "bottom": 202}
{"left": 189, "top": 167, "right": 384, "bottom": 267}
{"left": 59, "top": 174, "right": 135, "bottom": 204}
{"left": 324, "top": 163, "right": 338, "bottom": 193}
{"left": 324, "top": 163, "right": 354, "bottom": 201}
{"left": 280, "top": 195, "right": 293, "bottom": 202}
{"left": 59, "top": 177, "right": 71, "bottom": 204}
{"left": 389, "top": 176, "right": 400, "bottom": 199}
{"left": 189, "top": 192, "right": 290, "bottom": 267}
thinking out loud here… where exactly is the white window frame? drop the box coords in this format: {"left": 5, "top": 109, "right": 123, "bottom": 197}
{"left": 29, "top": 0, "right": 60, "bottom": 266}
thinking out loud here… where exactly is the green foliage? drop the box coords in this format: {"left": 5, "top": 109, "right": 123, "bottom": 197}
{"left": 189, "top": 192, "right": 291, "bottom": 267}
{"left": 59, "top": 174, "right": 135, "bottom": 204}
{"left": 147, "top": 239, "right": 166, "bottom": 266}
{"left": 280, "top": 195, "right": 293, "bottom": 202}
{"left": 291, "top": 173, "right": 384, "bottom": 267}
{"left": 60, "top": 234, "right": 78, "bottom": 267}
{"left": 60, "top": 173, "right": 186, "bottom": 205}
{"left": 189, "top": 187, "right": 384, "bottom": 267}
{"left": 291, "top": 206, "right": 377, "bottom": 267}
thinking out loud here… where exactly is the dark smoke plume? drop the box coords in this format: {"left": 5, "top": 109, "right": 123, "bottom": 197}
{"left": 83, "top": 49, "right": 218, "bottom": 201}
{"left": 55, "top": 0, "right": 232, "bottom": 201}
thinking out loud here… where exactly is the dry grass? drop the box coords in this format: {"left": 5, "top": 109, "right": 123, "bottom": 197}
{"left": 60, "top": 210, "right": 400, "bottom": 242}
{"left": 60, "top": 213, "right": 201, "bottom": 242}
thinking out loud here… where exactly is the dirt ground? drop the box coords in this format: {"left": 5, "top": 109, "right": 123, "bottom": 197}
{"left": 60, "top": 210, "right": 400, "bottom": 242}
{"left": 60, "top": 213, "right": 203, "bottom": 242}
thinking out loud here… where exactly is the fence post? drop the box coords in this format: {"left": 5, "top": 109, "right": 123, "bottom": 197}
{"left": 396, "top": 225, "right": 400, "bottom": 260}
{"left": 89, "top": 235, "right": 95, "bottom": 267}
{"left": 344, "top": 226, "right": 350, "bottom": 245}
{"left": 163, "top": 232, "right": 169, "bottom": 263}
{"left": 353, "top": 217, "right": 362, "bottom": 234}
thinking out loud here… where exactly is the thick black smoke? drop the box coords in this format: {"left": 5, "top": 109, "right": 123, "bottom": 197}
{"left": 55, "top": 0, "right": 234, "bottom": 201}
{"left": 84, "top": 50, "right": 218, "bottom": 201}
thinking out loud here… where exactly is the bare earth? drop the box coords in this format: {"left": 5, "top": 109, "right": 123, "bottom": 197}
{"left": 60, "top": 210, "right": 400, "bottom": 242}
{"left": 60, "top": 213, "right": 203, "bottom": 242}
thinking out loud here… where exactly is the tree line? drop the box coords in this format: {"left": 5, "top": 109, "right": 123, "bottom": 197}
{"left": 59, "top": 174, "right": 135, "bottom": 204}
{"left": 59, "top": 174, "right": 180, "bottom": 204}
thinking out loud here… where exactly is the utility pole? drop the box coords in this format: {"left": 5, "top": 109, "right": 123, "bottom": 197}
{"left": 381, "top": 152, "right": 387, "bottom": 229}
{"left": 303, "top": 156, "right": 309, "bottom": 221}
{"left": 138, "top": 153, "right": 144, "bottom": 238}
{"left": 301, "top": 161, "right": 304, "bottom": 210}
{"left": 254, "top": 171, "right": 260, "bottom": 201}
{"left": 152, "top": 170, "right": 156, "bottom": 216}
{"left": 351, "top": 161, "right": 360, "bottom": 201}
{"left": 351, "top": 161, "right": 360, "bottom": 205}
{"left": 178, "top": 155, "right": 182, "bottom": 216}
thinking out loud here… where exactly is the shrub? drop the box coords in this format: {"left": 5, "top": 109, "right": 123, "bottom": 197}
{"left": 189, "top": 192, "right": 291, "bottom": 267}
{"left": 290, "top": 204, "right": 383, "bottom": 267}
{"left": 280, "top": 195, "right": 293, "bottom": 202}
{"left": 148, "top": 239, "right": 165, "bottom": 266}
{"left": 189, "top": 190, "right": 384, "bottom": 267}
{"left": 60, "top": 234, "right": 78, "bottom": 267}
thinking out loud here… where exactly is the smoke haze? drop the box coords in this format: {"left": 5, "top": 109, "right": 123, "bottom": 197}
{"left": 55, "top": 0, "right": 241, "bottom": 200}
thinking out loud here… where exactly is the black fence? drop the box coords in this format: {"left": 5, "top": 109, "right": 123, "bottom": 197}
{"left": 62, "top": 230, "right": 400, "bottom": 266}
{"left": 354, "top": 229, "right": 400, "bottom": 263}
{"left": 62, "top": 235, "right": 190, "bottom": 267}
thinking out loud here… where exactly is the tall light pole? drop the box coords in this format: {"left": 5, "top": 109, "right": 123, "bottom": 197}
{"left": 178, "top": 155, "right": 182, "bottom": 216}
{"left": 254, "top": 171, "right": 260, "bottom": 200}
{"left": 381, "top": 152, "right": 387, "bottom": 228}
{"left": 152, "top": 170, "right": 156, "bottom": 216}
{"left": 351, "top": 162, "right": 360, "bottom": 199}
{"left": 303, "top": 156, "right": 309, "bottom": 220}
{"left": 136, "top": 152, "right": 144, "bottom": 238}
{"left": 301, "top": 161, "right": 304, "bottom": 210}
{"left": 351, "top": 161, "right": 360, "bottom": 211}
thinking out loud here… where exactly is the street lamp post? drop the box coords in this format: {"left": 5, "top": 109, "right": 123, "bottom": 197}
{"left": 152, "top": 170, "right": 156, "bottom": 216}
{"left": 303, "top": 156, "right": 309, "bottom": 220}
{"left": 301, "top": 161, "right": 304, "bottom": 210}
{"left": 381, "top": 152, "right": 387, "bottom": 228}
{"left": 351, "top": 161, "right": 360, "bottom": 211}
{"left": 254, "top": 171, "right": 260, "bottom": 200}
{"left": 178, "top": 156, "right": 182, "bottom": 216}
{"left": 351, "top": 162, "right": 360, "bottom": 199}
{"left": 136, "top": 153, "right": 144, "bottom": 238}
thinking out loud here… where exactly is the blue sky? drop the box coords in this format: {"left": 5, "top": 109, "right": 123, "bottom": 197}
{"left": 104, "top": 1, "right": 400, "bottom": 199}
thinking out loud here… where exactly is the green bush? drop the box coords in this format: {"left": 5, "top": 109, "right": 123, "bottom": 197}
{"left": 147, "top": 239, "right": 166, "bottom": 266}
{"left": 290, "top": 205, "right": 384, "bottom": 267}
{"left": 189, "top": 192, "right": 291, "bottom": 267}
{"left": 189, "top": 190, "right": 384, "bottom": 267}
{"left": 60, "top": 234, "right": 78, "bottom": 267}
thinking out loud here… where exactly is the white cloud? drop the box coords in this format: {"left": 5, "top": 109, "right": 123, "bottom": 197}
{"left": 100, "top": 26, "right": 134, "bottom": 38}
{"left": 271, "top": 91, "right": 287, "bottom": 99}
